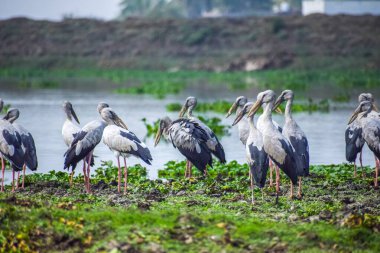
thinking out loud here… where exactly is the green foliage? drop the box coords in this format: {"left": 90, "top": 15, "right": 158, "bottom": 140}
{"left": 114, "top": 81, "right": 185, "bottom": 99}
{"left": 141, "top": 118, "right": 160, "bottom": 137}
{"left": 167, "top": 100, "right": 232, "bottom": 114}
{"left": 1, "top": 162, "right": 380, "bottom": 252}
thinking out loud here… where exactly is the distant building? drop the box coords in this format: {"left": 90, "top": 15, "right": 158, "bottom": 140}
{"left": 303, "top": 0, "right": 380, "bottom": 15}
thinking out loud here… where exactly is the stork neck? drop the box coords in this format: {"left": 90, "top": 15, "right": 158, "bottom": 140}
{"left": 262, "top": 102, "right": 273, "bottom": 121}
{"left": 248, "top": 115, "right": 256, "bottom": 130}
{"left": 285, "top": 99, "right": 293, "bottom": 121}
{"left": 186, "top": 106, "right": 194, "bottom": 118}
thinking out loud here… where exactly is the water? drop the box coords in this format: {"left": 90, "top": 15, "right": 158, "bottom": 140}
{"left": 0, "top": 88, "right": 376, "bottom": 184}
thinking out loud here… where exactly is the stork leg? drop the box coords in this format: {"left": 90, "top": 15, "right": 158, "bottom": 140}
{"left": 275, "top": 166, "right": 280, "bottom": 193}
{"left": 22, "top": 165, "right": 26, "bottom": 189}
{"left": 250, "top": 171, "right": 255, "bottom": 205}
{"left": 184, "top": 160, "right": 189, "bottom": 178}
{"left": 69, "top": 170, "right": 74, "bottom": 186}
{"left": 11, "top": 170, "right": 15, "bottom": 192}
{"left": 269, "top": 160, "right": 273, "bottom": 187}
{"left": 360, "top": 151, "right": 365, "bottom": 178}
{"left": 86, "top": 152, "right": 93, "bottom": 193}
{"left": 117, "top": 156, "right": 121, "bottom": 193}
{"left": 375, "top": 157, "right": 379, "bottom": 189}
{"left": 123, "top": 157, "right": 128, "bottom": 194}
{"left": 15, "top": 171, "right": 20, "bottom": 190}
{"left": 290, "top": 181, "right": 294, "bottom": 199}
{"left": 353, "top": 161, "right": 357, "bottom": 178}
{"left": 188, "top": 162, "right": 193, "bottom": 178}
{"left": 82, "top": 160, "right": 88, "bottom": 192}
{"left": 1, "top": 158, "right": 4, "bottom": 192}
{"left": 297, "top": 177, "right": 302, "bottom": 199}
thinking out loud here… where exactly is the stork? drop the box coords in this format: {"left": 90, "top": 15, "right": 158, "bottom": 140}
{"left": 102, "top": 108, "right": 152, "bottom": 193}
{"left": 348, "top": 100, "right": 380, "bottom": 188}
{"left": 0, "top": 111, "right": 24, "bottom": 192}
{"left": 3, "top": 108, "right": 38, "bottom": 189}
{"left": 227, "top": 96, "right": 282, "bottom": 187}
{"left": 63, "top": 103, "right": 117, "bottom": 193}
{"left": 61, "top": 101, "right": 92, "bottom": 185}
{"left": 232, "top": 102, "right": 269, "bottom": 204}
{"left": 154, "top": 117, "right": 212, "bottom": 177}
{"left": 247, "top": 90, "right": 298, "bottom": 201}
{"left": 179, "top": 97, "right": 226, "bottom": 175}
{"left": 274, "top": 90, "right": 309, "bottom": 198}
{"left": 345, "top": 93, "right": 379, "bottom": 177}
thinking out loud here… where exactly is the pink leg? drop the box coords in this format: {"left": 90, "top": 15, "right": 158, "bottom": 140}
{"left": 188, "top": 162, "right": 193, "bottom": 177}
{"left": 297, "top": 177, "right": 302, "bottom": 199}
{"left": 86, "top": 153, "right": 93, "bottom": 193}
{"left": 354, "top": 161, "right": 357, "bottom": 177}
{"left": 1, "top": 158, "right": 4, "bottom": 192}
{"left": 123, "top": 157, "right": 128, "bottom": 194}
{"left": 269, "top": 160, "right": 273, "bottom": 187}
{"left": 82, "top": 161, "right": 87, "bottom": 192}
{"left": 117, "top": 157, "right": 121, "bottom": 193}
{"left": 290, "top": 181, "right": 294, "bottom": 199}
{"left": 375, "top": 157, "right": 379, "bottom": 189}
{"left": 22, "top": 165, "right": 26, "bottom": 189}
{"left": 12, "top": 170, "right": 15, "bottom": 192}
{"left": 250, "top": 172, "right": 255, "bottom": 205}
{"left": 275, "top": 166, "right": 280, "bottom": 193}
{"left": 15, "top": 171, "right": 20, "bottom": 190}
{"left": 185, "top": 160, "right": 189, "bottom": 178}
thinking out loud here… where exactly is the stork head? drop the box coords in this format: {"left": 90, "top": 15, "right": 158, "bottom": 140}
{"left": 348, "top": 100, "right": 372, "bottom": 124}
{"left": 179, "top": 96, "right": 197, "bottom": 117}
{"left": 97, "top": 102, "right": 109, "bottom": 114}
{"left": 100, "top": 108, "right": 128, "bottom": 129}
{"left": 0, "top": 99, "right": 3, "bottom": 113}
{"left": 232, "top": 102, "right": 253, "bottom": 126}
{"left": 358, "top": 93, "right": 378, "bottom": 112}
{"left": 154, "top": 117, "right": 172, "bottom": 147}
{"left": 247, "top": 90, "right": 279, "bottom": 117}
{"left": 226, "top": 96, "right": 248, "bottom": 118}
{"left": 3, "top": 108, "right": 20, "bottom": 123}
{"left": 273, "top": 90, "right": 294, "bottom": 111}
{"left": 63, "top": 101, "right": 80, "bottom": 124}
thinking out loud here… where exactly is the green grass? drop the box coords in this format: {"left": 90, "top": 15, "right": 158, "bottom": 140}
{"left": 1, "top": 66, "right": 379, "bottom": 98}
{"left": 166, "top": 99, "right": 330, "bottom": 114}
{"left": 1, "top": 161, "right": 380, "bottom": 252}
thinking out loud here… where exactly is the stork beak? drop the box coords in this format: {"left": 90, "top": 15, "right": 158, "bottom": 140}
{"left": 115, "top": 116, "right": 128, "bottom": 130}
{"left": 373, "top": 103, "right": 379, "bottom": 112}
{"left": 348, "top": 108, "right": 361, "bottom": 124}
{"left": 154, "top": 128, "right": 163, "bottom": 147}
{"left": 2, "top": 112, "right": 9, "bottom": 120}
{"left": 232, "top": 109, "right": 245, "bottom": 126}
{"left": 273, "top": 96, "right": 283, "bottom": 114}
{"left": 71, "top": 107, "right": 80, "bottom": 124}
{"left": 179, "top": 104, "right": 187, "bottom": 118}
{"left": 247, "top": 100, "right": 262, "bottom": 117}
{"left": 226, "top": 102, "right": 237, "bottom": 118}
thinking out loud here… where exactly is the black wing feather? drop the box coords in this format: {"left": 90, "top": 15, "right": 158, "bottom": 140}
{"left": 1, "top": 129, "right": 24, "bottom": 170}
{"left": 248, "top": 144, "right": 269, "bottom": 188}
{"left": 119, "top": 130, "right": 153, "bottom": 165}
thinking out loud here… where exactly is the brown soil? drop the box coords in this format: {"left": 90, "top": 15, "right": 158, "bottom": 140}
{"left": 0, "top": 15, "right": 379, "bottom": 71}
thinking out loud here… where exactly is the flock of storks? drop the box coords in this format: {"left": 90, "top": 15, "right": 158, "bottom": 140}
{"left": 0, "top": 90, "right": 379, "bottom": 204}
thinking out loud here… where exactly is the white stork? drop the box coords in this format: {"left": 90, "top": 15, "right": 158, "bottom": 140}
{"left": 226, "top": 96, "right": 250, "bottom": 145}
{"left": 348, "top": 100, "right": 380, "bottom": 188}
{"left": 232, "top": 102, "right": 269, "bottom": 204}
{"left": 179, "top": 96, "right": 226, "bottom": 175}
{"left": 102, "top": 108, "right": 152, "bottom": 193}
{"left": 3, "top": 108, "right": 38, "bottom": 189}
{"left": 247, "top": 90, "right": 298, "bottom": 201}
{"left": 154, "top": 117, "right": 213, "bottom": 177}
{"left": 274, "top": 90, "right": 309, "bottom": 198}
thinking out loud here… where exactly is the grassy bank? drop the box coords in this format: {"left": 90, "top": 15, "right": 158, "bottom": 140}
{"left": 1, "top": 161, "right": 379, "bottom": 252}
{"left": 1, "top": 66, "right": 379, "bottom": 99}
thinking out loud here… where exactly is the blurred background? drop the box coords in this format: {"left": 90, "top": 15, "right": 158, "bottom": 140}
{"left": 0, "top": 0, "right": 379, "bottom": 180}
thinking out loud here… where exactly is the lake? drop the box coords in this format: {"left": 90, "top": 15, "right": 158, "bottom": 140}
{"left": 0, "top": 87, "right": 376, "bottom": 184}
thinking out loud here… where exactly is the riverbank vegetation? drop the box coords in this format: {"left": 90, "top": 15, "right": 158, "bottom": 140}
{"left": 1, "top": 161, "right": 379, "bottom": 252}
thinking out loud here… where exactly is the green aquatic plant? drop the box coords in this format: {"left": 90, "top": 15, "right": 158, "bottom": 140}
{"left": 141, "top": 118, "right": 160, "bottom": 137}
{"left": 1, "top": 162, "right": 380, "bottom": 252}
{"left": 114, "top": 81, "right": 186, "bottom": 99}
{"left": 166, "top": 100, "right": 232, "bottom": 114}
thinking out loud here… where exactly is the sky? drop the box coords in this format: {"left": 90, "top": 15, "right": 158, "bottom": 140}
{"left": 0, "top": 0, "right": 121, "bottom": 21}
